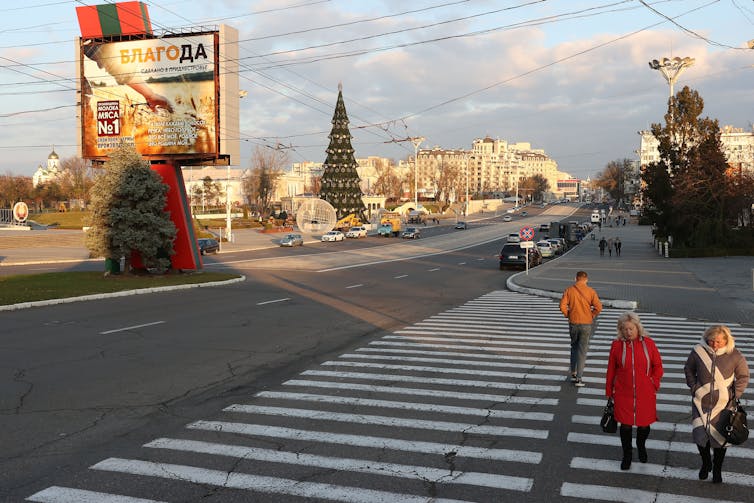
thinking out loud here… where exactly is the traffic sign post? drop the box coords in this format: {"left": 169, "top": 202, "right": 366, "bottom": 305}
{"left": 519, "top": 240, "right": 534, "bottom": 274}
{"left": 519, "top": 226, "right": 534, "bottom": 241}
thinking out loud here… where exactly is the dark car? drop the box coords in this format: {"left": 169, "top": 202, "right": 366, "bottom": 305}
{"left": 498, "top": 243, "right": 542, "bottom": 270}
{"left": 401, "top": 227, "right": 422, "bottom": 239}
{"left": 454, "top": 221, "right": 468, "bottom": 230}
{"left": 197, "top": 238, "right": 219, "bottom": 255}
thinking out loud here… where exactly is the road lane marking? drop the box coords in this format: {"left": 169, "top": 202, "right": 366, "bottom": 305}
{"left": 394, "top": 274, "right": 408, "bottom": 279}
{"left": 567, "top": 432, "right": 754, "bottom": 459}
{"left": 223, "top": 404, "right": 549, "bottom": 438}
{"left": 345, "top": 283, "right": 363, "bottom": 289}
{"left": 570, "top": 456, "right": 754, "bottom": 488}
{"left": 99, "top": 321, "right": 165, "bottom": 335}
{"left": 321, "top": 360, "right": 565, "bottom": 381}
{"left": 91, "top": 458, "right": 477, "bottom": 503}
{"left": 427, "top": 267, "right": 440, "bottom": 271}
{"left": 186, "top": 421, "right": 542, "bottom": 463}
{"left": 145, "top": 438, "right": 533, "bottom": 492}
{"left": 284, "top": 378, "right": 559, "bottom": 401}
{"left": 27, "top": 486, "right": 166, "bottom": 502}
{"left": 256, "top": 297, "right": 290, "bottom": 305}
{"left": 561, "top": 482, "right": 745, "bottom": 503}
{"left": 458, "top": 262, "right": 466, "bottom": 265}
{"left": 300, "top": 370, "right": 560, "bottom": 392}
{"left": 339, "top": 352, "right": 566, "bottom": 376}
{"left": 255, "top": 391, "right": 556, "bottom": 418}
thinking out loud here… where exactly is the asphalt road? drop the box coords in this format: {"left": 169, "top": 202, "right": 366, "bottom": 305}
{"left": 1, "top": 218, "right": 513, "bottom": 501}
{"left": 8, "top": 207, "right": 750, "bottom": 502}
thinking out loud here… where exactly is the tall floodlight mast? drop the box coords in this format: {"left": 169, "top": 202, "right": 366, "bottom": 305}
{"left": 648, "top": 57, "right": 695, "bottom": 98}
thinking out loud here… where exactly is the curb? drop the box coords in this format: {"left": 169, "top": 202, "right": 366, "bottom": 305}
{"left": 0, "top": 275, "right": 246, "bottom": 312}
{"left": 505, "top": 271, "right": 638, "bottom": 310}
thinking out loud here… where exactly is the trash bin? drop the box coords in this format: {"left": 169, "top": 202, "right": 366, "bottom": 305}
{"left": 104, "top": 257, "right": 121, "bottom": 274}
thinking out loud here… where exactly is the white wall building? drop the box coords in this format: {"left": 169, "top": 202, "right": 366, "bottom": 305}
{"left": 638, "top": 126, "right": 754, "bottom": 173}
{"left": 32, "top": 149, "right": 62, "bottom": 187}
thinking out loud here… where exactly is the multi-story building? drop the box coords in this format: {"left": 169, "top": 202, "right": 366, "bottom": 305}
{"left": 638, "top": 126, "right": 754, "bottom": 173}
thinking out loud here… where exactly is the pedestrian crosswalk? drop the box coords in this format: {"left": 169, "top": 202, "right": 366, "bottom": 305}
{"left": 27, "top": 291, "right": 754, "bottom": 502}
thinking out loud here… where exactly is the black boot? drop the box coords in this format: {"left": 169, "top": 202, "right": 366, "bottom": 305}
{"left": 619, "top": 425, "right": 633, "bottom": 470}
{"left": 712, "top": 447, "right": 726, "bottom": 483}
{"left": 697, "top": 443, "right": 711, "bottom": 479}
{"left": 636, "top": 426, "right": 650, "bottom": 463}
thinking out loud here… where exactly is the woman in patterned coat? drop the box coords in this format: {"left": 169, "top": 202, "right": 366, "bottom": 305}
{"left": 684, "top": 325, "right": 749, "bottom": 483}
{"left": 605, "top": 312, "right": 664, "bottom": 470}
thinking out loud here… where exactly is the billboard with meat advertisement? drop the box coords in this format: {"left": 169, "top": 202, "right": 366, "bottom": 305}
{"left": 78, "top": 32, "right": 219, "bottom": 159}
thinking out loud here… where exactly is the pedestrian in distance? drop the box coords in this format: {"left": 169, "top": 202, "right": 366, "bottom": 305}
{"left": 615, "top": 237, "right": 622, "bottom": 257}
{"left": 559, "top": 271, "right": 602, "bottom": 387}
{"left": 598, "top": 237, "right": 607, "bottom": 256}
{"left": 684, "top": 325, "right": 750, "bottom": 483}
{"left": 607, "top": 237, "right": 614, "bottom": 257}
{"left": 606, "top": 312, "right": 664, "bottom": 470}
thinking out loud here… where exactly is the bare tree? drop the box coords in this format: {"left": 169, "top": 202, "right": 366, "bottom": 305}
{"left": 0, "top": 173, "right": 33, "bottom": 207}
{"left": 243, "top": 146, "right": 287, "bottom": 216}
{"left": 58, "top": 156, "right": 94, "bottom": 207}
{"left": 373, "top": 161, "right": 402, "bottom": 200}
{"left": 595, "top": 159, "right": 633, "bottom": 204}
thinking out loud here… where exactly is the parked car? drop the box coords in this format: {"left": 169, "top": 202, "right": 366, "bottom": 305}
{"left": 521, "top": 211, "right": 528, "bottom": 216}
{"left": 401, "top": 227, "right": 422, "bottom": 239}
{"left": 506, "top": 232, "right": 521, "bottom": 243}
{"left": 547, "top": 238, "right": 563, "bottom": 255}
{"left": 454, "top": 221, "right": 468, "bottom": 230}
{"left": 279, "top": 233, "right": 304, "bottom": 247}
{"left": 536, "top": 240, "right": 555, "bottom": 258}
{"left": 539, "top": 223, "right": 551, "bottom": 232}
{"left": 499, "top": 243, "right": 542, "bottom": 270}
{"left": 321, "top": 230, "right": 345, "bottom": 242}
{"left": 197, "top": 238, "right": 219, "bottom": 255}
{"left": 502, "top": 215, "right": 513, "bottom": 222}
{"left": 345, "top": 226, "right": 368, "bottom": 238}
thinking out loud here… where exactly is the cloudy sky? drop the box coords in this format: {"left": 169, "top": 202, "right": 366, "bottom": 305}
{"left": 1, "top": 0, "right": 752, "bottom": 180}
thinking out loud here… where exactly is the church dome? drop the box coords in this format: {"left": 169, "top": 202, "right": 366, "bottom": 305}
{"left": 48, "top": 149, "right": 59, "bottom": 160}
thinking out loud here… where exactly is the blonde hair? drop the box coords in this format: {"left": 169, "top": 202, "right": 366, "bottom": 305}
{"left": 616, "top": 311, "right": 648, "bottom": 340}
{"left": 704, "top": 325, "right": 733, "bottom": 347}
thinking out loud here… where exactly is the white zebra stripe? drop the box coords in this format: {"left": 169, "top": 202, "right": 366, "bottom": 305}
{"left": 26, "top": 487, "right": 166, "bottom": 503}
{"left": 222, "top": 404, "right": 550, "bottom": 439}
{"left": 299, "top": 370, "right": 561, "bottom": 392}
{"left": 283, "top": 379, "right": 559, "bottom": 404}
{"left": 561, "top": 482, "right": 746, "bottom": 503}
{"left": 145, "top": 438, "right": 533, "bottom": 491}
{"left": 91, "top": 458, "right": 477, "bottom": 503}
{"left": 185, "top": 421, "right": 543, "bottom": 463}
{"left": 255, "top": 391, "right": 557, "bottom": 416}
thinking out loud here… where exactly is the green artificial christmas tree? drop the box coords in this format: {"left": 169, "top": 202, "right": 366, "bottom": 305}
{"left": 319, "top": 83, "right": 367, "bottom": 221}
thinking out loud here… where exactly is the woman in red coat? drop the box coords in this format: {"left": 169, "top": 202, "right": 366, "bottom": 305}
{"left": 605, "top": 312, "right": 664, "bottom": 470}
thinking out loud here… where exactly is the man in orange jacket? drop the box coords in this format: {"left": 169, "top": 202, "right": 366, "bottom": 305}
{"left": 560, "top": 270, "right": 602, "bottom": 387}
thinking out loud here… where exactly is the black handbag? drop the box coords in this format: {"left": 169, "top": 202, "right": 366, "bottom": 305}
{"left": 719, "top": 399, "right": 748, "bottom": 445}
{"left": 600, "top": 398, "right": 617, "bottom": 433}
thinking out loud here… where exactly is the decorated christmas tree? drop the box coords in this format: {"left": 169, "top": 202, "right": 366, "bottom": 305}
{"left": 319, "top": 83, "right": 367, "bottom": 221}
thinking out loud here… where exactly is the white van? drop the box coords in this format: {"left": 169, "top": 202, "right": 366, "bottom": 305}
{"left": 590, "top": 211, "right": 601, "bottom": 223}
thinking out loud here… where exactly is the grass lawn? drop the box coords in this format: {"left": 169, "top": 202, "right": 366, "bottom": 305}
{"left": 0, "top": 271, "right": 241, "bottom": 306}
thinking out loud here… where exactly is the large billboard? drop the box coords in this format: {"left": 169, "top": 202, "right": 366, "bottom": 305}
{"left": 79, "top": 33, "right": 219, "bottom": 159}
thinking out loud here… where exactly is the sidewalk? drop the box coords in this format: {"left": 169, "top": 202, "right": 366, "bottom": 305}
{"left": 508, "top": 223, "right": 754, "bottom": 326}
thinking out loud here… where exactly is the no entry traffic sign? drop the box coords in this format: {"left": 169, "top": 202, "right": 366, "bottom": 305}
{"left": 519, "top": 226, "right": 534, "bottom": 241}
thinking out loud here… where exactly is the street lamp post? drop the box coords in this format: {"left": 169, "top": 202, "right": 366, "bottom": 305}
{"left": 465, "top": 153, "right": 470, "bottom": 217}
{"left": 225, "top": 165, "right": 233, "bottom": 243}
{"left": 648, "top": 56, "right": 695, "bottom": 98}
{"left": 411, "top": 136, "right": 425, "bottom": 209}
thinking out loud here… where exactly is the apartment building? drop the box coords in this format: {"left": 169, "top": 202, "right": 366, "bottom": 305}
{"left": 638, "top": 126, "right": 754, "bottom": 172}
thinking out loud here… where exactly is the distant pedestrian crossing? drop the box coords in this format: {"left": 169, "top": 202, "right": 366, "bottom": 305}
{"left": 27, "top": 291, "right": 754, "bottom": 502}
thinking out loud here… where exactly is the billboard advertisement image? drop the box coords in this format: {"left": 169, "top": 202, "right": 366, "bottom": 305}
{"left": 79, "top": 33, "right": 218, "bottom": 159}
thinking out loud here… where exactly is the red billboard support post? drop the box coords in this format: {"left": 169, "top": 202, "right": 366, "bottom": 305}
{"left": 129, "top": 162, "right": 202, "bottom": 271}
